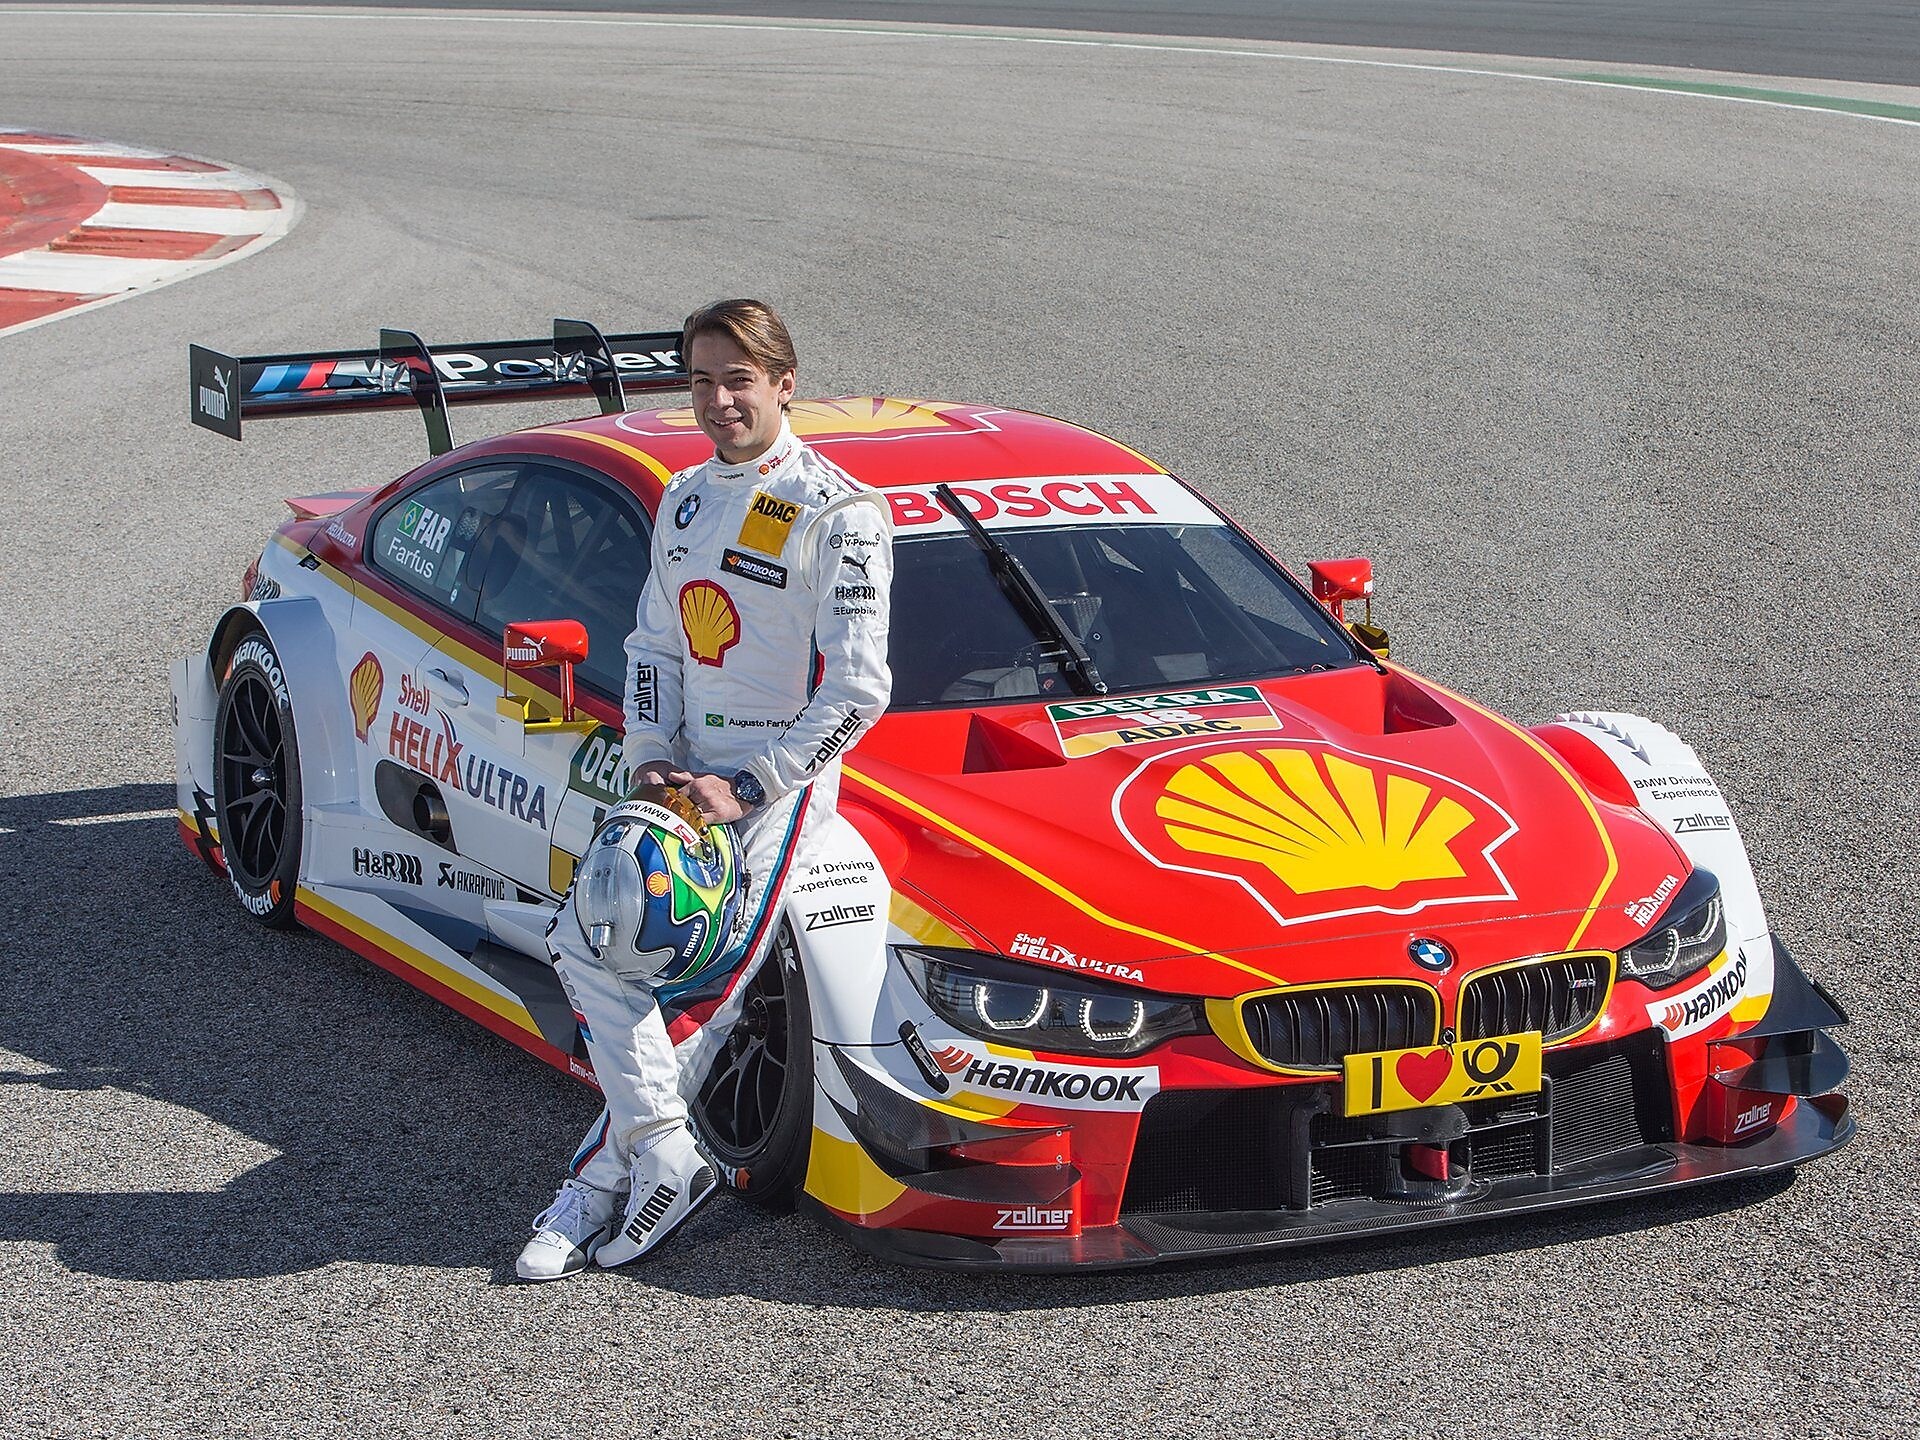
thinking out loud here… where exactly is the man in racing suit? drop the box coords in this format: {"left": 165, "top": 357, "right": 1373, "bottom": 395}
{"left": 518, "top": 299, "right": 893, "bottom": 1280}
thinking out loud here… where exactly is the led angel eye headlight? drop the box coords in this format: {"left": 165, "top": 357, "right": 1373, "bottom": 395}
{"left": 974, "top": 980, "right": 1049, "bottom": 1031}
{"left": 1079, "top": 995, "right": 1145, "bottom": 1045}
{"left": 896, "top": 946, "right": 1204, "bottom": 1058}
{"left": 1619, "top": 870, "right": 1726, "bottom": 989}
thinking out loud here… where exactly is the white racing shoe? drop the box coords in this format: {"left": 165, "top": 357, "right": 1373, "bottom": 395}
{"left": 595, "top": 1124, "right": 718, "bottom": 1269}
{"left": 515, "top": 1177, "right": 620, "bottom": 1282}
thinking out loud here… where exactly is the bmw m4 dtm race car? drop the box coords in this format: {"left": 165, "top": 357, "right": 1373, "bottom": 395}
{"left": 171, "top": 318, "right": 1852, "bottom": 1269}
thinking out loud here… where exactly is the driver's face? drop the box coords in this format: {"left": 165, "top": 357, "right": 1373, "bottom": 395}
{"left": 688, "top": 331, "right": 795, "bottom": 464}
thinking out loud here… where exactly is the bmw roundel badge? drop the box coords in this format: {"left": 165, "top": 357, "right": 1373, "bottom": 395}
{"left": 675, "top": 493, "right": 701, "bottom": 529}
{"left": 1409, "top": 937, "right": 1454, "bottom": 973}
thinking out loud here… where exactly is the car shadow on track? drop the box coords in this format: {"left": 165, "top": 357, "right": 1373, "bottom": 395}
{"left": 0, "top": 783, "right": 1797, "bottom": 1298}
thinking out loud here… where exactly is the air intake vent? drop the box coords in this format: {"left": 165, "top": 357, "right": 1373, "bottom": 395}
{"left": 1239, "top": 984, "right": 1438, "bottom": 1071}
{"left": 1460, "top": 953, "right": 1612, "bottom": 1044}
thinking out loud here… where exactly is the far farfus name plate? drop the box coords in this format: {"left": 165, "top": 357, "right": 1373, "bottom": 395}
{"left": 1046, "top": 685, "right": 1279, "bottom": 758}
{"left": 1342, "top": 1032, "right": 1542, "bottom": 1117}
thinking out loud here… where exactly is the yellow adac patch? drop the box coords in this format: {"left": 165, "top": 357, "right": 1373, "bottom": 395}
{"left": 737, "top": 490, "right": 800, "bottom": 556}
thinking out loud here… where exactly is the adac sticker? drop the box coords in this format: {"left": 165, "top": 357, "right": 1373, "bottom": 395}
{"left": 1113, "top": 739, "right": 1518, "bottom": 926}
{"left": 1046, "top": 685, "right": 1278, "bottom": 758}
{"left": 737, "top": 490, "right": 799, "bottom": 556}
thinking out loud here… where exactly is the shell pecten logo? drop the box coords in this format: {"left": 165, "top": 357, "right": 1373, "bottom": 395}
{"left": 679, "top": 580, "right": 740, "bottom": 667}
{"left": 349, "top": 652, "right": 383, "bottom": 742}
{"left": 1115, "top": 741, "right": 1518, "bottom": 925}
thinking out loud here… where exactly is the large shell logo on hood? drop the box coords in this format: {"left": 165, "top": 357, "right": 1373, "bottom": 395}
{"left": 1114, "top": 741, "right": 1518, "bottom": 925}
{"left": 679, "top": 580, "right": 740, "bottom": 667}
{"left": 349, "top": 651, "right": 383, "bottom": 742}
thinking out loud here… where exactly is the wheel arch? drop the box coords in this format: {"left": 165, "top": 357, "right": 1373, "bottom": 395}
{"left": 209, "top": 598, "right": 359, "bottom": 816}
{"left": 1535, "top": 709, "right": 1771, "bottom": 955}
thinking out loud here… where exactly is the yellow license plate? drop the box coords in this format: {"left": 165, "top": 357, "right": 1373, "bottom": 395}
{"left": 1342, "top": 1032, "right": 1543, "bottom": 1117}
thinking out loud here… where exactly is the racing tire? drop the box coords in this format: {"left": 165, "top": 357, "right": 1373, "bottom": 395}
{"left": 691, "top": 921, "right": 813, "bottom": 1208}
{"left": 211, "top": 631, "right": 303, "bottom": 929}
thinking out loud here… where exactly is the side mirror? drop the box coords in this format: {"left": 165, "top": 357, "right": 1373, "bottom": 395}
{"left": 1308, "top": 557, "right": 1390, "bottom": 659}
{"left": 502, "top": 619, "right": 590, "bottom": 727}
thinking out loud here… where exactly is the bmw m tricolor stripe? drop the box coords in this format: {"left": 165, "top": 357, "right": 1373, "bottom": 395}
{"left": 569, "top": 1112, "right": 611, "bottom": 1177}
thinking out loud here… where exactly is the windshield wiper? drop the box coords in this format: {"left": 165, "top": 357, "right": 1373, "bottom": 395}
{"left": 934, "top": 483, "right": 1107, "bottom": 696}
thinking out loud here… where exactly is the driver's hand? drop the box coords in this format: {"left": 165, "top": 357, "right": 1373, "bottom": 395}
{"left": 673, "top": 770, "right": 751, "bottom": 825}
{"left": 627, "top": 758, "right": 677, "bottom": 793}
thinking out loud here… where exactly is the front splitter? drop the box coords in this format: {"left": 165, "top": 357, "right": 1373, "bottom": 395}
{"left": 806, "top": 1093, "right": 1852, "bottom": 1272}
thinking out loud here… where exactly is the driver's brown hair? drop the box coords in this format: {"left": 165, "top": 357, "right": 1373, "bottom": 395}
{"left": 681, "top": 299, "right": 797, "bottom": 405}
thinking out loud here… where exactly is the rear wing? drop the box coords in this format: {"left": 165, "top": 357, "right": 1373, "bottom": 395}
{"left": 189, "top": 319, "right": 687, "bottom": 455}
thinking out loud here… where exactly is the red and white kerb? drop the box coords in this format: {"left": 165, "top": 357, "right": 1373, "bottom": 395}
{"left": 0, "top": 129, "right": 297, "bottom": 337}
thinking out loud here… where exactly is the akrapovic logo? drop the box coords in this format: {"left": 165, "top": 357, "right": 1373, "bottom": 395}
{"left": 354, "top": 848, "right": 422, "bottom": 885}
{"left": 994, "top": 1205, "right": 1072, "bottom": 1232}
{"left": 437, "top": 862, "right": 506, "bottom": 900}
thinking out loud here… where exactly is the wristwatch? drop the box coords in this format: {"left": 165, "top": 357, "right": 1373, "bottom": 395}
{"left": 729, "top": 768, "right": 766, "bottom": 809}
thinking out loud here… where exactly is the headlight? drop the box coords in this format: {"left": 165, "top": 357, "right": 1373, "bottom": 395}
{"left": 895, "top": 946, "right": 1205, "bottom": 1058}
{"left": 1618, "top": 869, "right": 1725, "bottom": 989}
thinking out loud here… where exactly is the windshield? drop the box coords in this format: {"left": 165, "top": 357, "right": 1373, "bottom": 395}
{"left": 887, "top": 520, "right": 1364, "bottom": 708}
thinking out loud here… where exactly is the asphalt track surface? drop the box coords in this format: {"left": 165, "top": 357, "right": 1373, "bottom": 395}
{"left": 1, "top": 7, "right": 1916, "bottom": 1439}
{"left": 61, "top": 0, "right": 1920, "bottom": 88}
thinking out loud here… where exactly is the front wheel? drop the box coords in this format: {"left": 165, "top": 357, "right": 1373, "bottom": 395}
{"left": 212, "top": 632, "right": 302, "bottom": 929}
{"left": 691, "top": 922, "right": 813, "bottom": 1207}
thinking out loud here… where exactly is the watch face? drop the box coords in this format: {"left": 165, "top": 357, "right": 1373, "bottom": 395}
{"left": 732, "top": 770, "right": 765, "bottom": 806}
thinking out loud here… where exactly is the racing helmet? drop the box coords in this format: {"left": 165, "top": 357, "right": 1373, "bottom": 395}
{"left": 573, "top": 787, "right": 744, "bottom": 986}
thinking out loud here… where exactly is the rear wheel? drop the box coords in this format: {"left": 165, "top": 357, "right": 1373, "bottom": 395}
{"left": 691, "top": 922, "right": 813, "bottom": 1207}
{"left": 212, "top": 632, "right": 302, "bottom": 929}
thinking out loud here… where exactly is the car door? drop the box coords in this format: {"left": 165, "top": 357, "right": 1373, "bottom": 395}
{"left": 408, "top": 458, "right": 654, "bottom": 899}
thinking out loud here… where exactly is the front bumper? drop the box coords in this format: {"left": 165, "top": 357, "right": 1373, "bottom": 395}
{"left": 807, "top": 1087, "right": 1850, "bottom": 1270}
{"left": 810, "top": 935, "right": 1852, "bottom": 1271}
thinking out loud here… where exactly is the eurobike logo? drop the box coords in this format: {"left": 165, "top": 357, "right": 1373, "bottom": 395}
{"left": 928, "top": 1044, "right": 1157, "bottom": 1110}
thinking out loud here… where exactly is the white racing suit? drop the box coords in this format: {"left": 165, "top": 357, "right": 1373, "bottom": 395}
{"left": 550, "top": 418, "right": 893, "bottom": 1194}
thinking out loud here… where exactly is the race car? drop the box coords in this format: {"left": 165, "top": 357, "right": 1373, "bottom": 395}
{"left": 172, "top": 318, "right": 1852, "bottom": 1269}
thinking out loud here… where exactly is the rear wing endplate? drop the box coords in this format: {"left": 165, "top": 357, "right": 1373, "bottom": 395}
{"left": 189, "top": 319, "right": 686, "bottom": 455}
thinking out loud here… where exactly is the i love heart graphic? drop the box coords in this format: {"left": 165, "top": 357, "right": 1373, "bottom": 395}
{"left": 1395, "top": 1048, "right": 1454, "bottom": 1102}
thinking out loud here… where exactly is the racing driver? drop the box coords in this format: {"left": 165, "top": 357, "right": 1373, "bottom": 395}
{"left": 517, "top": 299, "right": 894, "bottom": 1280}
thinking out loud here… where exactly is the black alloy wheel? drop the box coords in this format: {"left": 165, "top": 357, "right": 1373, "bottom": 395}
{"left": 692, "top": 922, "right": 814, "bottom": 1207}
{"left": 212, "top": 633, "right": 303, "bottom": 928}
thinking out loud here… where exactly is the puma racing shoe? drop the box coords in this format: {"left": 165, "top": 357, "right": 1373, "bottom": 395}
{"left": 595, "top": 1124, "right": 718, "bottom": 1268}
{"left": 515, "top": 1177, "right": 620, "bottom": 1282}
